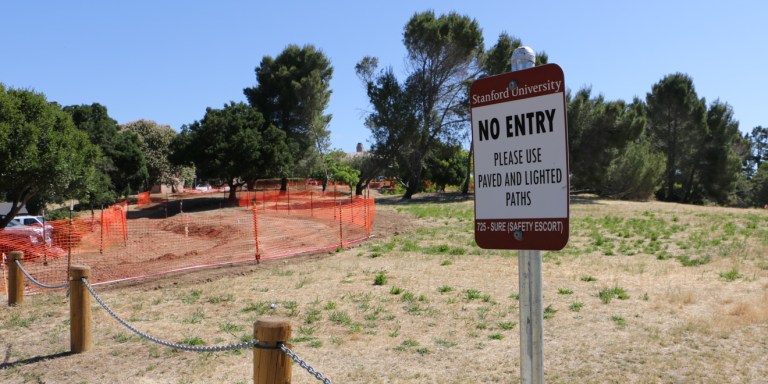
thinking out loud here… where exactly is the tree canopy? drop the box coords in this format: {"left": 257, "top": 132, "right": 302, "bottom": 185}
{"left": 64, "top": 103, "right": 148, "bottom": 200}
{"left": 0, "top": 85, "right": 100, "bottom": 226}
{"left": 172, "top": 102, "right": 291, "bottom": 200}
{"left": 244, "top": 44, "right": 333, "bottom": 177}
{"left": 358, "top": 11, "right": 483, "bottom": 199}
{"left": 121, "top": 119, "right": 182, "bottom": 191}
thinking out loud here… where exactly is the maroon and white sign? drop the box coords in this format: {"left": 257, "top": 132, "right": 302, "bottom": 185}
{"left": 470, "top": 64, "right": 569, "bottom": 250}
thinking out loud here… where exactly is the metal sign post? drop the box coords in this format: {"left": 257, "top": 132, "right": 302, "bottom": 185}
{"left": 470, "top": 46, "right": 570, "bottom": 384}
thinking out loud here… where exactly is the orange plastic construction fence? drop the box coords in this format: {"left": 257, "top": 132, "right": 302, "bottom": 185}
{"left": 1, "top": 187, "right": 374, "bottom": 295}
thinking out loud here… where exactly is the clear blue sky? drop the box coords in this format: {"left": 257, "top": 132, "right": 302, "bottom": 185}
{"left": 2, "top": 1, "right": 765, "bottom": 153}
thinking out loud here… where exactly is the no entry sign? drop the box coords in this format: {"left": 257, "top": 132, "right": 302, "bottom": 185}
{"left": 470, "top": 63, "right": 569, "bottom": 250}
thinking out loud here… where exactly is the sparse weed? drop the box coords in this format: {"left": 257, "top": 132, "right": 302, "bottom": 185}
{"left": 180, "top": 289, "right": 201, "bottom": 304}
{"left": 610, "top": 315, "right": 626, "bottom": 327}
{"left": 329, "top": 311, "right": 351, "bottom": 325}
{"left": 543, "top": 305, "right": 558, "bottom": 319}
{"left": 374, "top": 271, "right": 387, "bottom": 286}
{"left": 599, "top": 287, "right": 629, "bottom": 304}
{"left": 569, "top": 302, "right": 584, "bottom": 312}
{"left": 207, "top": 294, "right": 233, "bottom": 304}
{"left": 581, "top": 275, "right": 597, "bottom": 282}
{"left": 464, "top": 289, "right": 482, "bottom": 300}
{"left": 488, "top": 333, "right": 504, "bottom": 340}
{"left": 719, "top": 269, "right": 743, "bottom": 282}
{"left": 558, "top": 288, "right": 574, "bottom": 295}
{"left": 498, "top": 321, "right": 517, "bottom": 330}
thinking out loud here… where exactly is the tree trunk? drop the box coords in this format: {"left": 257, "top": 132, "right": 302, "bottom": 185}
{"left": 228, "top": 178, "right": 238, "bottom": 202}
{"left": 0, "top": 190, "right": 33, "bottom": 229}
{"left": 461, "top": 142, "right": 474, "bottom": 194}
{"left": 665, "top": 121, "right": 678, "bottom": 201}
{"left": 403, "top": 173, "right": 421, "bottom": 199}
{"left": 355, "top": 178, "right": 371, "bottom": 196}
{"left": 280, "top": 177, "right": 288, "bottom": 191}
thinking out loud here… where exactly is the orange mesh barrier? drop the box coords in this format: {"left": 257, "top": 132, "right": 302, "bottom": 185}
{"left": 1, "top": 189, "right": 374, "bottom": 294}
{"left": 137, "top": 192, "right": 151, "bottom": 206}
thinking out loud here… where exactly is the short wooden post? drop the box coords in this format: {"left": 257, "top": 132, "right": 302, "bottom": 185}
{"left": 254, "top": 318, "right": 292, "bottom": 384}
{"left": 8, "top": 251, "right": 24, "bottom": 306}
{"left": 70, "top": 265, "right": 93, "bottom": 353}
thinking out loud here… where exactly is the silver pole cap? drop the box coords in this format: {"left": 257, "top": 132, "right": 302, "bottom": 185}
{"left": 511, "top": 46, "right": 536, "bottom": 71}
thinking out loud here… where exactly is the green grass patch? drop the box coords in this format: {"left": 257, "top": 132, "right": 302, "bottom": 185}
{"left": 437, "top": 285, "right": 453, "bottom": 293}
{"left": 598, "top": 287, "right": 629, "bottom": 303}
{"left": 543, "top": 305, "right": 558, "bottom": 319}
{"left": 719, "top": 268, "right": 743, "bottom": 282}
{"left": 498, "top": 321, "right": 517, "bottom": 330}
{"left": 464, "top": 289, "right": 482, "bottom": 300}
{"left": 610, "top": 315, "right": 626, "bottom": 327}
{"left": 373, "top": 271, "right": 387, "bottom": 286}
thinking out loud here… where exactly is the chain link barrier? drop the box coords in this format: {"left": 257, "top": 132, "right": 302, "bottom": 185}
{"left": 52, "top": 276, "right": 334, "bottom": 381}
{"left": 15, "top": 260, "right": 69, "bottom": 290}
{"left": 280, "top": 343, "right": 333, "bottom": 384}
{"left": 81, "top": 277, "right": 276, "bottom": 353}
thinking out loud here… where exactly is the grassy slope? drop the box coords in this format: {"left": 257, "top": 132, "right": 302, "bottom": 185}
{"left": 1, "top": 195, "right": 767, "bottom": 383}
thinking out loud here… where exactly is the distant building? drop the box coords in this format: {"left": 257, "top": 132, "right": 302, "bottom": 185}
{"left": 346, "top": 142, "right": 367, "bottom": 160}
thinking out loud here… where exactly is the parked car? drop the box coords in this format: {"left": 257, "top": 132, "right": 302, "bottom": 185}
{"left": 9, "top": 215, "right": 53, "bottom": 231}
{"left": 1, "top": 215, "right": 59, "bottom": 260}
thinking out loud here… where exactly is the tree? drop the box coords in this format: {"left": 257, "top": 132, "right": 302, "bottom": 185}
{"left": 749, "top": 126, "right": 768, "bottom": 172}
{"left": 458, "top": 33, "right": 549, "bottom": 193}
{"left": 64, "top": 103, "right": 148, "bottom": 199}
{"left": 601, "top": 139, "right": 665, "bottom": 200}
{"left": 322, "top": 150, "right": 360, "bottom": 192}
{"left": 244, "top": 44, "right": 333, "bottom": 177}
{"left": 697, "top": 100, "right": 742, "bottom": 204}
{"left": 110, "top": 131, "right": 149, "bottom": 197}
{"left": 358, "top": 11, "right": 483, "bottom": 199}
{"left": 0, "top": 85, "right": 100, "bottom": 227}
{"left": 567, "top": 88, "right": 645, "bottom": 192}
{"left": 121, "top": 119, "right": 179, "bottom": 191}
{"left": 424, "top": 143, "right": 467, "bottom": 192}
{"left": 749, "top": 162, "right": 768, "bottom": 207}
{"left": 646, "top": 73, "right": 708, "bottom": 202}
{"left": 172, "top": 102, "right": 291, "bottom": 201}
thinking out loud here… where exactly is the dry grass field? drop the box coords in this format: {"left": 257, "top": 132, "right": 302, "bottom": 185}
{"left": 1, "top": 193, "right": 767, "bottom": 383}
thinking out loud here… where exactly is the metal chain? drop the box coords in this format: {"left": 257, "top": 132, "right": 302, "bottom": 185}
{"left": 15, "top": 260, "right": 69, "bottom": 290}
{"left": 81, "top": 277, "right": 275, "bottom": 352}
{"left": 280, "top": 343, "right": 333, "bottom": 384}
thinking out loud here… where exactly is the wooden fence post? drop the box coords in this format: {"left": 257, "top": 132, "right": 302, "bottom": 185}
{"left": 70, "top": 265, "right": 93, "bottom": 353}
{"left": 254, "top": 318, "right": 292, "bottom": 384}
{"left": 7, "top": 251, "right": 24, "bottom": 306}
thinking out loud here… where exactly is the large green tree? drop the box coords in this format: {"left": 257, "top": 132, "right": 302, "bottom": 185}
{"left": 121, "top": 119, "right": 182, "bottom": 191}
{"left": 172, "top": 102, "right": 291, "bottom": 200}
{"left": 749, "top": 126, "right": 768, "bottom": 173}
{"left": 358, "top": 11, "right": 483, "bottom": 199}
{"left": 64, "top": 103, "right": 148, "bottom": 199}
{"left": 244, "top": 44, "right": 332, "bottom": 177}
{"left": 567, "top": 88, "right": 646, "bottom": 192}
{"left": 750, "top": 161, "right": 768, "bottom": 207}
{"left": 646, "top": 73, "right": 708, "bottom": 202}
{"left": 697, "top": 100, "right": 742, "bottom": 204}
{"left": 0, "top": 85, "right": 100, "bottom": 227}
